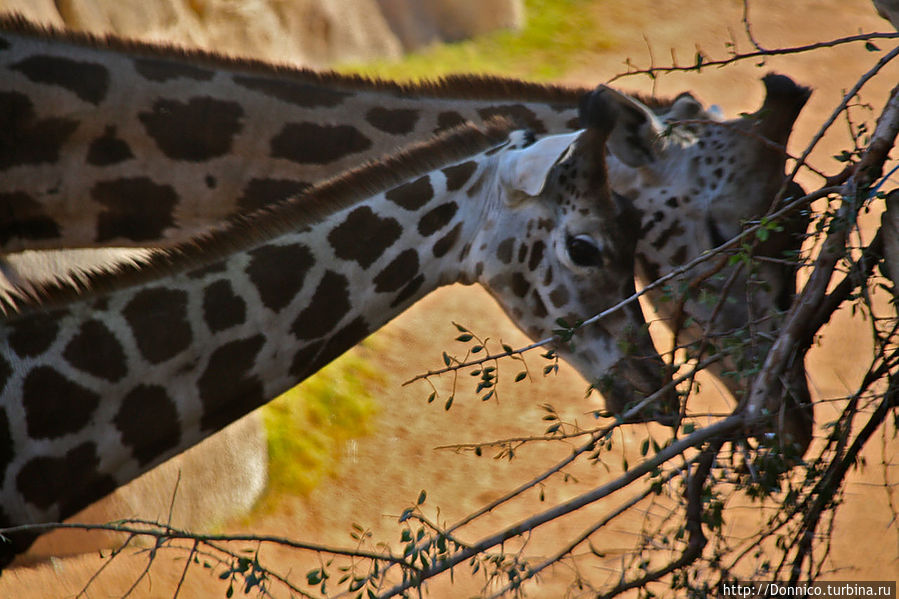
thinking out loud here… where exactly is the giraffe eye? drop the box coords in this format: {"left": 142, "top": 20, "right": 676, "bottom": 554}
{"left": 566, "top": 234, "right": 603, "bottom": 267}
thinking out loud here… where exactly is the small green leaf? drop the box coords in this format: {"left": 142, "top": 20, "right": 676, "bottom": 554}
{"left": 456, "top": 334, "right": 473, "bottom": 342}
{"left": 417, "top": 489, "right": 427, "bottom": 505}
{"left": 442, "top": 352, "right": 451, "bottom": 367}
{"left": 683, "top": 422, "right": 696, "bottom": 434}
{"left": 514, "top": 371, "right": 527, "bottom": 382}
{"left": 640, "top": 439, "right": 649, "bottom": 456}
{"left": 454, "top": 323, "right": 469, "bottom": 333}
{"left": 444, "top": 396, "right": 454, "bottom": 411}
{"left": 865, "top": 40, "right": 880, "bottom": 52}
{"left": 502, "top": 344, "right": 514, "bottom": 353}
{"left": 427, "top": 392, "right": 436, "bottom": 404}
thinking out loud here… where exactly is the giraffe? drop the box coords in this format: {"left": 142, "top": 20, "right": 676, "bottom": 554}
{"left": 0, "top": 87, "right": 676, "bottom": 564}
{"left": 0, "top": 19, "right": 813, "bottom": 442}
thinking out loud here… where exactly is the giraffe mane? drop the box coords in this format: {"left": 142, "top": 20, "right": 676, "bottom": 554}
{"left": 1, "top": 117, "right": 519, "bottom": 318}
{"left": 0, "top": 13, "right": 587, "bottom": 104}
{"left": 0, "top": 13, "right": 686, "bottom": 111}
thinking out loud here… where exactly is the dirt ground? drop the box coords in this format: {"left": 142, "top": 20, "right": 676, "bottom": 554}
{"left": 2, "top": 0, "right": 898, "bottom": 597}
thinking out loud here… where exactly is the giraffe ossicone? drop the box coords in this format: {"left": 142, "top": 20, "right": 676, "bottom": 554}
{"left": 0, "top": 87, "right": 677, "bottom": 564}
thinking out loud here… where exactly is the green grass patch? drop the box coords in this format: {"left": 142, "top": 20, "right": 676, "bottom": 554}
{"left": 339, "top": 0, "right": 613, "bottom": 82}
{"left": 254, "top": 345, "right": 382, "bottom": 511}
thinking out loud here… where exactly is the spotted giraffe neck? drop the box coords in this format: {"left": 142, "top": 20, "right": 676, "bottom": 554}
{"left": 0, "top": 91, "right": 676, "bottom": 562}
{"left": 0, "top": 15, "right": 586, "bottom": 253}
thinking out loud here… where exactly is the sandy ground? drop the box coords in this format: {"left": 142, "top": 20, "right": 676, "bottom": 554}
{"left": 2, "top": 0, "right": 898, "bottom": 597}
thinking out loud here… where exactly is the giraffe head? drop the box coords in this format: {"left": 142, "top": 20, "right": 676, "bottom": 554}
{"left": 601, "top": 74, "right": 812, "bottom": 449}
{"left": 463, "top": 88, "right": 677, "bottom": 423}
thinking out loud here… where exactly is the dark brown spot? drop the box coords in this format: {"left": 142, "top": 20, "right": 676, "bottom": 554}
{"left": 434, "top": 110, "right": 466, "bottom": 133}
{"left": 528, "top": 240, "right": 545, "bottom": 271}
{"left": 233, "top": 75, "right": 351, "bottom": 107}
{"left": 8, "top": 312, "right": 62, "bottom": 358}
{"left": 543, "top": 265, "right": 553, "bottom": 286}
{"left": 532, "top": 289, "right": 549, "bottom": 318}
{"left": 270, "top": 122, "right": 371, "bottom": 164}
{"left": 236, "top": 178, "right": 311, "bottom": 213}
{"left": 292, "top": 271, "right": 352, "bottom": 340}
{"left": 670, "top": 245, "right": 688, "bottom": 266}
{"left": 549, "top": 284, "right": 570, "bottom": 308}
{"left": 374, "top": 249, "right": 419, "bottom": 293}
{"left": 365, "top": 107, "right": 420, "bottom": 135}
{"left": 442, "top": 161, "right": 478, "bottom": 192}
{"left": 86, "top": 125, "right": 134, "bottom": 166}
{"left": 198, "top": 335, "right": 266, "bottom": 432}
{"left": 203, "top": 280, "right": 247, "bottom": 332}
{"left": 665, "top": 196, "right": 679, "bottom": 208}
{"left": 651, "top": 219, "right": 686, "bottom": 250}
{"left": 418, "top": 202, "right": 458, "bottom": 237}
{"left": 246, "top": 242, "right": 314, "bottom": 312}
{"left": 511, "top": 272, "right": 530, "bottom": 298}
{"left": 123, "top": 287, "right": 191, "bottom": 364}
{"left": 64, "top": 320, "right": 127, "bottom": 382}
{"left": 328, "top": 206, "right": 401, "bottom": 269}
{"left": 385, "top": 175, "right": 434, "bottom": 211}
{"left": 637, "top": 256, "right": 661, "bottom": 283}
{"left": 134, "top": 58, "right": 214, "bottom": 82}
{"left": 23, "top": 367, "right": 100, "bottom": 439}
{"left": 477, "top": 104, "right": 546, "bottom": 134}
{"left": 0, "top": 191, "right": 61, "bottom": 245}
{"left": 290, "top": 317, "right": 370, "bottom": 380}
{"left": 497, "top": 238, "right": 515, "bottom": 264}
{"left": 0, "top": 407, "right": 12, "bottom": 477}
{"left": 433, "top": 222, "right": 462, "bottom": 258}
{"left": 17, "top": 442, "right": 116, "bottom": 516}
{"left": 115, "top": 385, "right": 181, "bottom": 466}
{"left": 517, "top": 243, "right": 528, "bottom": 263}
{"left": 205, "top": 175, "right": 216, "bottom": 189}
{"left": 391, "top": 275, "right": 425, "bottom": 308}
{"left": 91, "top": 177, "right": 177, "bottom": 242}
{"left": 0, "top": 91, "right": 79, "bottom": 170}
{"left": 289, "top": 340, "right": 325, "bottom": 381}
{"left": 11, "top": 55, "right": 109, "bottom": 104}
{"left": 139, "top": 97, "right": 243, "bottom": 161}
{"left": 0, "top": 37, "right": 9, "bottom": 50}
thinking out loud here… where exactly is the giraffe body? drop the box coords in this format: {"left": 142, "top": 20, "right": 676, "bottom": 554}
{"left": 0, "top": 91, "right": 674, "bottom": 562}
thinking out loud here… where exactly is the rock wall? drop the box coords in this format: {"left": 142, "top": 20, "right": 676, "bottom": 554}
{"left": 0, "top": 0, "right": 524, "bottom": 67}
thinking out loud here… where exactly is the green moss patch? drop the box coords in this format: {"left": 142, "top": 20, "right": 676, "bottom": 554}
{"left": 340, "top": 0, "right": 612, "bottom": 82}
{"left": 255, "top": 345, "right": 381, "bottom": 511}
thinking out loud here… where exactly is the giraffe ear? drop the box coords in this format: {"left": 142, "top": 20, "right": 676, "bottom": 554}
{"left": 593, "top": 86, "right": 665, "bottom": 168}
{"left": 500, "top": 130, "right": 581, "bottom": 201}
